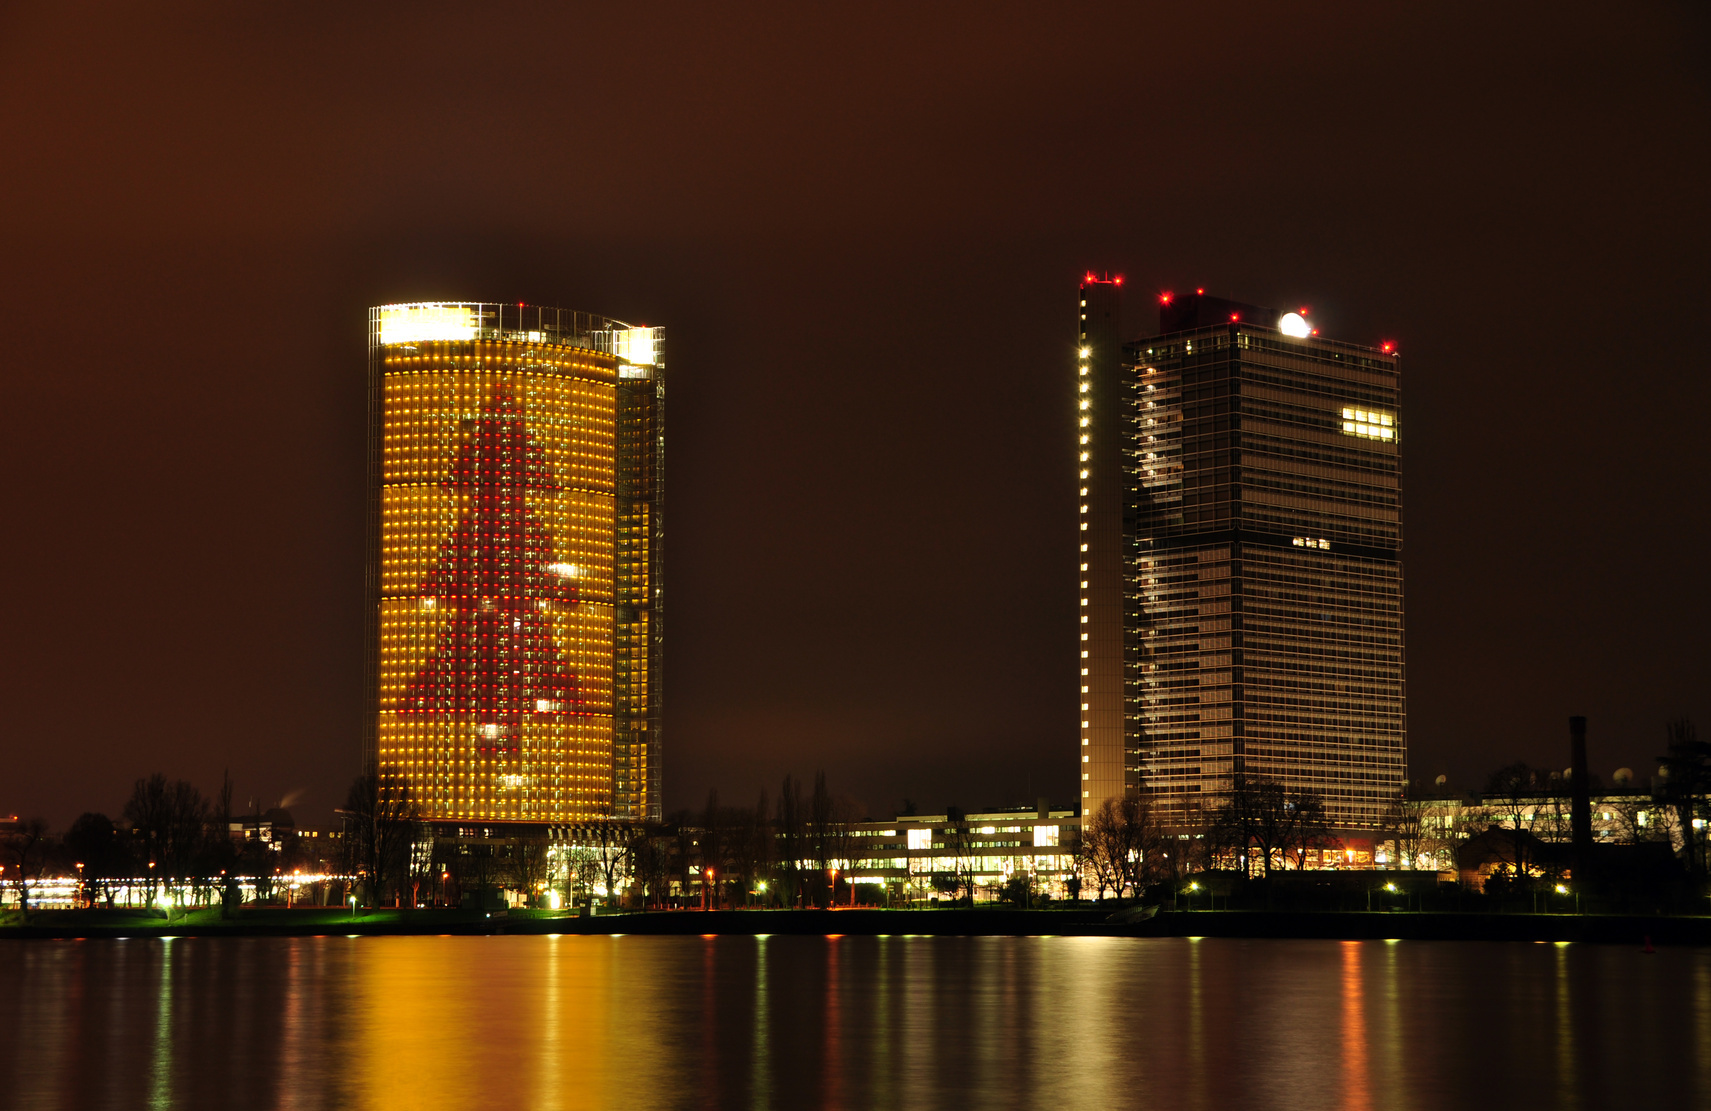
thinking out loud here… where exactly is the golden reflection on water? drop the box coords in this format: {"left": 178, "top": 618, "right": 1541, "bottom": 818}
{"left": 1339, "top": 941, "right": 1370, "bottom": 1111}
{"left": 1555, "top": 944, "right": 1578, "bottom": 1111}
{"left": 8, "top": 933, "right": 1711, "bottom": 1110}
{"left": 347, "top": 937, "right": 627, "bottom": 1111}
{"left": 753, "top": 935, "right": 771, "bottom": 1111}
{"left": 148, "top": 938, "right": 173, "bottom": 1111}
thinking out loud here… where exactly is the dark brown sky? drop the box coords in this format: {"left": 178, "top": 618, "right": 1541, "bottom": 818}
{"left": 2, "top": 2, "right": 1707, "bottom": 828}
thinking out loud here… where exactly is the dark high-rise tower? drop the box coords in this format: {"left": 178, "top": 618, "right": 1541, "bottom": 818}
{"left": 1077, "top": 287, "right": 1406, "bottom": 829}
{"left": 1076, "top": 274, "right": 1128, "bottom": 809}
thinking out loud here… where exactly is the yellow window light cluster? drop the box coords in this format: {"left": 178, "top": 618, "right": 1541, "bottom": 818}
{"left": 1341, "top": 407, "right": 1396, "bottom": 441}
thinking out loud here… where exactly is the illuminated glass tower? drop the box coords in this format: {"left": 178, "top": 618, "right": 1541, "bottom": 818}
{"left": 365, "top": 303, "right": 664, "bottom": 824}
{"left": 1077, "top": 286, "right": 1406, "bottom": 830}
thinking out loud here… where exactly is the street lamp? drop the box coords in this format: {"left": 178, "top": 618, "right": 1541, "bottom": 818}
{"left": 349, "top": 894, "right": 358, "bottom": 921}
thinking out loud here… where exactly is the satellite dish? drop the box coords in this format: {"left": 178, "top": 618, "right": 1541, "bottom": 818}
{"left": 1434, "top": 774, "right": 1447, "bottom": 787}
{"left": 1613, "top": 767, "right": 1634, "bottom": 786}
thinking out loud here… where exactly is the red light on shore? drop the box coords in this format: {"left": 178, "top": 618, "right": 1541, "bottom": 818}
{"left": 1160, "top": 291, "right": 1173, "bottom": 304}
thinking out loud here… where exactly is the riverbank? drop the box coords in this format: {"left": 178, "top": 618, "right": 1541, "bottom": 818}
{"left": 4, "top": 906, "right": 1708, "bottom": 944}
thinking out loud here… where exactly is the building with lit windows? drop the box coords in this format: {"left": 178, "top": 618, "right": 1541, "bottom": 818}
{"left": 1075, "top": 284, "right": 1405, "bottom": 830}
{"left": 365, "top": 302, "right": 664, "bottom": 824}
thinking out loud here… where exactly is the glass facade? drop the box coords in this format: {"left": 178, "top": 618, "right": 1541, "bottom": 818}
{"left": 365, "top": 303, "right": 664, "bottom": 824}
{"left": 614, "top": 355, "right": 664, "bottom": 821}
{"left": 1079, "top": 289, "right": 1406, "bottom": 831}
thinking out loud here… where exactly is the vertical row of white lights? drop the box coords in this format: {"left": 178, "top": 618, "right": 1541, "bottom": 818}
{"left": 1077, "top": 335, "right": 1091, "bottom": 795}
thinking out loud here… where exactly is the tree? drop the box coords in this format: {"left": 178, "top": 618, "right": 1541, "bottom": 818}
{"left": 1657, "top": 718, "right": 1710, "bottom": 877}
{"left": 775, "top": 775, "right": 807, "bottom": 907}
{"left": 999, "top": 869, "right": 1039, "bottom": 908}
{"left": 807, "top": 772, "right": 836, "bottom": 908}
{"left": 2, "top": 818, "right": 50, "bottom": 915}
{"left": 1078, "top": 800, "right": 1125, "bottom": 900}
{"left": 63, "top": 812, "right": 121, "bottom": 907}
{"left": 123, "top": 774, "right": 210, "bottom": 903}
{"left": 631, "top": 826, "right": 669, "bottom": 908}
{"left": 1608, "top": 796, "right": 1667, "bottom": 846}
{"left": 1485, "top": 763, "right": 1546, "bottom": 881}
{"left": 558, "top": 841, "right": 600, "bottom": 908}
{"left": 700, "top": 789, "right": 724, "bottom": 908}
{"left": 1206, "top": 775, "right": 1335, "bottom": 878}
{"left": 589, "top": 820, "right": 635, "bottom": 905}
{"left": 1244, "top": 779, "right": 1293, "bottom": 877}
{"left": 664, "top": 814, "right": 696, "bottom": 907}
{"left": 1281, "top": 790, "right": 1337, "bottom": 872}
{"left": 726, "top": 790, "right": 771, "bottom": 906}
{"left": 343, "top": 769, "right": 420, "bottom": 907}
{"left": 1382, "top": 792, "right": 1425, "bottom": 869}
{"left": 1080, "top": 796, "right": 1167, "bottom": 900}
{"left": 941, "top": 807, "right": 976, "bottom": 907}
{"left": 509, "top": 834, "right": 552, "bottom": 906}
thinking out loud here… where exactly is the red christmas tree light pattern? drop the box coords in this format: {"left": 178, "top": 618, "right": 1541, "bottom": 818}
{"left": 398, "top": 384, "right": 584, "bottom": 755}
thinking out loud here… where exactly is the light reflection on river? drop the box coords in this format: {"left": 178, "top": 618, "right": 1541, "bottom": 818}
{"left": 2, "top": 934, "right": 1708, "bottom": 1110}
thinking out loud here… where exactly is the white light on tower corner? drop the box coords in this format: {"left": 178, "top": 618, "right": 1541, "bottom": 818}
{"left": 613, "top": 326, "right": 659, "bottom": 367}
{"left": 1279, "top": 312, "right": 1312, "bottom": 339}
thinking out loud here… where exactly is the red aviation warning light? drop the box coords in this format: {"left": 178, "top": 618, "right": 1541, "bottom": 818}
{"left": 1381, "top": 341, "right": 1396, "bottom": 354}
{"left": 1159, "top": 291, "right": 1173, "bottom": 305}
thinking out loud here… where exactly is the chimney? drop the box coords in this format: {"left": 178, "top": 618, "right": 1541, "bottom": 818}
{"left": 1570, "top": 715, "right": 1593, "bottom": 873}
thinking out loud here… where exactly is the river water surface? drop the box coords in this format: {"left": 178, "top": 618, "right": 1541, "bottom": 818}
{"left": 3, "top": 934, "right": 1708, "bottom": 1109}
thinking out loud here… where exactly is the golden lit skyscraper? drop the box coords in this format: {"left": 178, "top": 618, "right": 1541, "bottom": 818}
{"left": 365, "top": 302, "right": 664, "bottom": 824}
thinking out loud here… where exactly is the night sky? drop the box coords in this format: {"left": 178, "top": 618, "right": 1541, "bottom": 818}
{"left": 2, "top": 4, "right": 1707, "bottom": 829}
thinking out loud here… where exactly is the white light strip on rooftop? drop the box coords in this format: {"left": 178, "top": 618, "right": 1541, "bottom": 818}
{"left": 379, "top": 304, "right": 478, "bottom": 344}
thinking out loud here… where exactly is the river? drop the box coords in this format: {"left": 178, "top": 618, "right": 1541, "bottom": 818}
{"left": 2, "top": 934, "right": 1707, "bottom": 1109}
